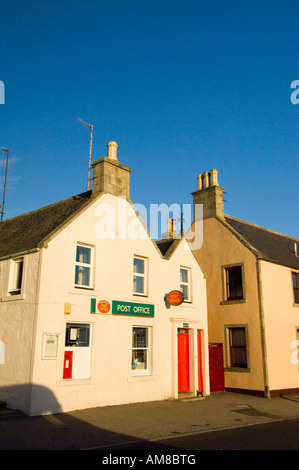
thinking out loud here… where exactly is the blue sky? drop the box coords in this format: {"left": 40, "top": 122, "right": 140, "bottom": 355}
{"left": 1, "top": 0, "right": 298, "bottom": 238}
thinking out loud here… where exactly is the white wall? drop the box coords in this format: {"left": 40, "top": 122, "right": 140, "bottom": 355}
{"left": 29, "top": 193, "right": 209, "bottom": 415}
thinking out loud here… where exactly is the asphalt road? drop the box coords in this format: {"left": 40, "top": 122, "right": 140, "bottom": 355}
{"left": 98, "top": 418, "right": 299, "bottom": 451}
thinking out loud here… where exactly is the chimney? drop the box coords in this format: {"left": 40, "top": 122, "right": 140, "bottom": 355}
{"left": 192, "top": 169, "right": 225, "bottom": 220}
{"left": 91, "top": 141, "right": 131, "bottom": 199}
{"left": 162, "top": 218, "right": 179, "bottom": 240}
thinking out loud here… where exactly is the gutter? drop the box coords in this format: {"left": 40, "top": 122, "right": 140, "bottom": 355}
{"left": 256, "top": 258, "right": 270, "bottom": 399}
{"left": 0, "top": 247, "right": 40, "bottom": 262}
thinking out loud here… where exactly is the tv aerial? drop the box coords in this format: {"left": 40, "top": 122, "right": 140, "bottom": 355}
{"left": 77, "top": 118, "right": 93, "bottom": 191}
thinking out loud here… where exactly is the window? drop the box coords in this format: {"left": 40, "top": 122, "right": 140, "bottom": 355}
{"left": 180, "top": 267, "right": 191, "bottom": 301}
{"left": 133, "top": 256, "right": 147, "bottom": 295}
{"left": 132, "top": 327, "right": 150, "bottom": 373}
{"left": 65, "top": 323, "right": 90, "bottom": 347}
{"left": 225, "top": 265, "right": 244, "bottom": 301}
{"left": 292, "top": 272, "right": 299, "bottom": 304}
{"left": 228, "top": 327, "right": 248, "bottom": 368}
{"left": 9, "top": 258, "right": 24, "bottom": 295}
{"left": 74, "top": 244, "right": 93, "bottom": 288}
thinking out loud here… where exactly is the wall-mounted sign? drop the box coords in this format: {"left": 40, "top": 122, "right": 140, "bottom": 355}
{"left": 167, "top": 290, "right": 184, "bottom": 306}
{"left": 42, "top": 333, "right": 59, "bottom": 359}
{"left": 90, "top": 298, "right": 111, "bottom": 314}
{"left": 98, "top": 300, "right": 111, "bottom": 313}
{"left": 112, "top": 300, "right": 154, "bottom": 317}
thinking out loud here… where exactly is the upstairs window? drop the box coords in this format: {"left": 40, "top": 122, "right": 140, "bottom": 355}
{"left": 292, "top": 272, "right": 299, "bottom": 304}
{"left": 225, "top": 265, "right": 244, "bottom": 301}
{"left": 133, "top": 256, "right": 147, "bottom": 295}
{"left": 74, "top": 244, "right": 93, "bottom": 288}
{"left": 9, "top": 258, "right": 24, "bottom": 295}
{"left": 180, "top": 267, "right": 191, "bottom": 301}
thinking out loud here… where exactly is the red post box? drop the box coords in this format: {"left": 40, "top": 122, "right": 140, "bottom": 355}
{"left": 63, "top": 351, "right": 73, "bottom": 379}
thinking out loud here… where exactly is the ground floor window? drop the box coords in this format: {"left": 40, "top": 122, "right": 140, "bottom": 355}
{"left": 132, "top": 327, "right": 150, "bottom": 374}
{"left": 226, "top": 326, "right": 248, "bottom": 369}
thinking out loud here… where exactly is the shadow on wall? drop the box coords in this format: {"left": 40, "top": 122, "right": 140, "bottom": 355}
{"left": 0, "top": 383, "right": 63, "bottom": 416}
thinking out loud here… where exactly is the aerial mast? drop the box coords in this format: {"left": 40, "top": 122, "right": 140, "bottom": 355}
{"left": 0, "top": 147, "right": 9, "bottom": 222}
{"left": 77, "top": 118, "right": 93, "bottom": 191}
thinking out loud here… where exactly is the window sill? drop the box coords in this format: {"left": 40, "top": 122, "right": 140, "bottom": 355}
{"left": 56, "top": 378, "right": 96, "bottom": 386}
{"left": 225, "top": 367, "right": 251, "bottom": 373}
{"left": 220, "top": 299, "right": 246, "bottom": 305}
{"left": 127, "top": 374, "right": 157, "bottom": 382}
{"left": 1, "top": 293, "right": 25, "bottom": 302}
{"left": 293, "top": 303, "right": 299, "bottom": 308}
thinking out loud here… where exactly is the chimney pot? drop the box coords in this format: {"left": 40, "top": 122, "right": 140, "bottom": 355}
{"left": 107, "top": 141, "right": 118, "bottom": 160}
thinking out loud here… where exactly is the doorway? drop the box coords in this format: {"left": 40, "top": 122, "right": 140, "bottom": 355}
{"left": 178, "top": 328, "right": 190, "bottom": 392}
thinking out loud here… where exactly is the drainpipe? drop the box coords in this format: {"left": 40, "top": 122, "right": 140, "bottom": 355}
{"left": 256, "top": 258, "right": 270, "bottom": 399}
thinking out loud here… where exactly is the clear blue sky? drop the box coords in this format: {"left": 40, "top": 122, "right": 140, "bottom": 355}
{"left": 1, "top": 0, "right": 298, "bottom": 238}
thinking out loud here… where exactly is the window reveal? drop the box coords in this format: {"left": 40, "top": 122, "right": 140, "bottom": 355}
{"left": 9, "top": 258, "right": 24, "bottom": 295}
{"left": 225, "top": 265, "right": 243, "bottom": 301}
{"left": 133, "top": 257, "right": 146, "bottom": 295}
{"left": 228, "top": 327, "right": 247, "bottom": 368}
{"left": 180, "top": 267, "right": 191, "bottom": 301}
{"left": 75, "top": 245, "right": 92, "bottom": 288}
{"left": 292, "top": 272, "right": 299, "bottom": 304}
{"left": 132, "top": 327, "right": 150, "bottom": 372}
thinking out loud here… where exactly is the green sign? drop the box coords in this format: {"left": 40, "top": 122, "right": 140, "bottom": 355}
{"left": 112, "top": 300, "right": 154, "bottom": 317}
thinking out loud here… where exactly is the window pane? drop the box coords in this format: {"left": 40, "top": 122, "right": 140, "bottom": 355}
{"left": 230, "top": 328, "right": 246, "bottom": 347}
{"left": 226, "top": 266, "right": 243, "bottom": 300}
{"left": 132, "top": 350, "right": 147, "bottom": 369}
{"left": 133, "top": 275, "right": 144, "bottom": 294}
{"left": 132, "top": 328, "right": 147, "bottom": 347}
{"left": 180, "top": 284, "right": 189, "bottom": 300}
{"left": 76, "top": 246, "right": 91, "bottom": 264}
{"left": 14, "top": 260, "right": 23, "bottom": 290}
{"left": 180, "top": 268, "right": 188, "bottom": 283}
{"left": 133, "top": 257, "right": 144, "bottom": 274}
{"left": 75, "top": 265, "right": 90, "bottom": 286}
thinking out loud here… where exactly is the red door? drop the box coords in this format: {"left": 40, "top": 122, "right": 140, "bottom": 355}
{"left": 178, "top": 329, "right": 190, "bottom": 392}
{"left": 197, "top": 330, "right": 204, "bottom": 394}
{"left": 209, "top": 343, "right": 225, "bottom": 392}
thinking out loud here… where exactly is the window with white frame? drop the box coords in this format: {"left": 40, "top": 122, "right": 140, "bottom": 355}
{"left": 131, "top": 326, "right": 150, "bottom": 373}
{"left": 9, "top": 258, "right": 24, "bottom": 295}
{"left": 180, "top": 267, "right": 191, "bottom": 301}
{"left": 133, "top": 256, "right": 147, "bottom": 295}
{"left": 74, "top": 244, "right": 93, "bottom": 288}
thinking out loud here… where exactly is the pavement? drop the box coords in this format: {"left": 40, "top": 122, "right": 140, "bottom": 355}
{"left": 0, "top": 391, "right": 298, "bottom": 450}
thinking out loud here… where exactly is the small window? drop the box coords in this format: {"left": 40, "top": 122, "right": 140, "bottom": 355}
{"left": 292, "top": 272, "right": 299, "bottom": 304}
{"left": 9, "top": 258, "right": 24, "bottom": 295}
{"left": 65, "top": 323, "right": 90, "bottom": 347}
{"left": 180, "top": 267, "right": 191, "bottom": 301}
{"left": 225, "top": 265, "right": 243, "bottom": 301}
{"left": 74, "top": 244, "right": 93, "bottom": 288}
{"left": 133, "top": 256, "right": 147, "bottom": 295}
{"left": 132, "top": 327, "right": 150, "bottom": 373}
{"left": 228, "top": 327, "right": 248, "bottom": 368}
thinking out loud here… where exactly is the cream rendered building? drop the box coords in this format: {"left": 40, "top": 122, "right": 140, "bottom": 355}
{"left": 191, "top": 169, "right": 299, "bottom": 398}
{"left": 0, "top": 143, "right": 209, "bottom": 416}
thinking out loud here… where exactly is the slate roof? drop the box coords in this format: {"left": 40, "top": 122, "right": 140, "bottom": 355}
{"left": 0, "top": 191, "right": 93, "bottom": 259}
{"left": 224, "top": 215, "right": 299, "bottom": 270}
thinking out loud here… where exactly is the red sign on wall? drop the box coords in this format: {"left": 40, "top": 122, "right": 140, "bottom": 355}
{"left": 98, "top": 300, "right": 111, "bottom": 313}
{"left": 167, "top": 290, "right": 184, "bottom": 306}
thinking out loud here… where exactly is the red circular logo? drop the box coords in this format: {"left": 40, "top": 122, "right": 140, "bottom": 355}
{"left": 167, "top": 290, "right": 184, "bottom": 306}
{"left": 98, "top": 300, "right": 110, "bottom": 313}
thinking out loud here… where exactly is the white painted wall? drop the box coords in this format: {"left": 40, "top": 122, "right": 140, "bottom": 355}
{"left": 28, "top": 193, "right": 209, "bottom": 415}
